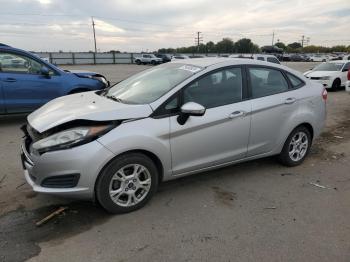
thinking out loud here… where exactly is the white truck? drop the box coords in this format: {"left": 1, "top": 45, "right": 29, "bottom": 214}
{"left": 134, "top": 54, "right": 162, "bottom": 65}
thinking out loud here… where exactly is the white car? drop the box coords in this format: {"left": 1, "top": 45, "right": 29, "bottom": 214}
{"left": 134, "top": 54, "right": 162, "bottom": 65}
{"left": 304, "top": 60, "right": 350, "bottom": 91}
{"left": 229, "top": 54, "right": 280, "bottom": 64}
{"left": 309, "top": 54, "right": 329, "bottom": 62}
{"left": 171, "top": 54, "right": 190, "bottom": 61}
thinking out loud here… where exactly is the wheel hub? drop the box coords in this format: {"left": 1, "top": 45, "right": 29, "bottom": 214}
{"left": 109, "top": 164, "right": 152, "bottom": 207}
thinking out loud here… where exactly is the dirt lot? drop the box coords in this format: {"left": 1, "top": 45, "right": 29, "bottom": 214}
{"left": 0, "top": 62, "right": 349, "bottom": 262}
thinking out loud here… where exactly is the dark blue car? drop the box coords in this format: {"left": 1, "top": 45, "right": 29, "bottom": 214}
{"left": 0, "top": 44, "right": 108, "bottom": 114}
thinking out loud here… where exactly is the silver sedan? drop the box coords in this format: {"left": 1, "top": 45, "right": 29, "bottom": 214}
{"left": 21, "top": 58, "right": 327, "bottom": 213}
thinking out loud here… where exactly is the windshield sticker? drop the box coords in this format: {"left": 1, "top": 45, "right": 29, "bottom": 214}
{"left": 178, "top": 65, "right": 202, "bottom": 73}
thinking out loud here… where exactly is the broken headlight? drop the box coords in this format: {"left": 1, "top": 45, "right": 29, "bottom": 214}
{"left": 32, "top": 125, "right": 113, "bottom": 154}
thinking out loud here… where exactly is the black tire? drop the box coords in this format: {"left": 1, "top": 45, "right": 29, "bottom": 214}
{"left": 151, "top": 60, "right": 156, "bottom": 65}
{"left": 278, "top": 126, "right": 312, "bottom": 167}
{"left": 331, "top": 78, "right": 341, "bottom": 91}
{"left": 135, "top": 59, "right": 141, "bottom": 65}
{"left": 96, "top": 153, "right": 159, "bottom": 214}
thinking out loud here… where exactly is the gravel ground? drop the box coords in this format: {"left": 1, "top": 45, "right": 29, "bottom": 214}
{"left": 0, "top": 62, "right": 349, "bottom": 262}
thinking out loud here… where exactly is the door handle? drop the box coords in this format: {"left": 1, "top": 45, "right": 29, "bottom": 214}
{"left": 228, "top": 111, "right": 245, "bottom": 119}
{"left": 3, "top": 78, "right": 17, "bottom": 82}
{"left": 285, "top": 97, "right": 296, "bottom": 104}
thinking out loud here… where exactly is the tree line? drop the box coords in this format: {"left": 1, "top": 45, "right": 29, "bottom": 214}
{"left": 157, "top": 38, "right": 350, "bottom": 54}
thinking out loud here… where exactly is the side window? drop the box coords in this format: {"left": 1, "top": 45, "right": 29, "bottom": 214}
{"left": 286, "top": 72, "right": 304, "bottom": 88}
{"left": 249, "top": 67, "right": 289, "bottom": 98}
{"left": 0, "top": 52, "right": 43, "bottom": 74}
{"left": 343, "top": 63, "right": 350, "bottom": 70}
{"left": 183, "top": 67, "right": 243, "bottom": 108}
{"left": 267, "top": 57, "right": 280, "bottom": 64}
{"left": 257, "top": 57, "right": 265, "bottom": 61}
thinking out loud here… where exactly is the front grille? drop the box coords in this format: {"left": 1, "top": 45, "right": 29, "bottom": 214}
{"left": 41, "top": 174, "right": 80, "bottom": 188}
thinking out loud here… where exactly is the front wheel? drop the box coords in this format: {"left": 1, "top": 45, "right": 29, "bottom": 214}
{"left": 278, "top": 126, "right": 311, "bottom": 167}
{"left": 96, "top": 153, "right": 159, "bottom": 214}
{"left": 331, "top": 79, "right": 341, "bottom": 91}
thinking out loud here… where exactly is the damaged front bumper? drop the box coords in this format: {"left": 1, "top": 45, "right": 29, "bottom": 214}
{"left": 20, "top": 131, "right": 115, "bottom": 199}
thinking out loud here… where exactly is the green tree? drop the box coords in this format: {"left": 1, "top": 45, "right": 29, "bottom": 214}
{"left": 275, "top": 42, "right": 286, "bottom": 50}
{"left": 216, "top": 38, "right": 235, "bottom": 53}
{"left": 235, "top": 38, "right": 258, "bottom": 53}
{"left": 287, "top": 42, "right": 302, "bottom": 49}
{"left": 206, "top": 41, "right": 216, "bottom": 53}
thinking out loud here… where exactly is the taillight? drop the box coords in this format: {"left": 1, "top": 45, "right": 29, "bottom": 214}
{"left": 322, "top": 88, "right": 328, "bottom": 101}
{"left": 347, "top": 69, "right": 350, "bottom": 81}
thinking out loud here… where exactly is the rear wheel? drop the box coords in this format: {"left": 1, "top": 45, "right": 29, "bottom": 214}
{"left": 151, "top": 60, "right": 156, "bottom": 65}
{"left": 135, "top": 59, "right": 141, "bottom": 65}
{"left": 278, "top": 126, "right": 311, "bottom": 167}
{"left": 96, "top": 153, "right": 159, "bottom": 214}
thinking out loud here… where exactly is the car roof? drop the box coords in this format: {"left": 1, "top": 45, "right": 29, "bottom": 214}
{"left": 170, "top": 57, "right": 279, "bottom": 68}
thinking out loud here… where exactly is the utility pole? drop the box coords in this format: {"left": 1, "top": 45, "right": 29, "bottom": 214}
{"left": 91, "top": 16, "right": 97, "bottom": 53}
{"left": 271, "top": 31, "right": 275, "bottom": 46}
{"left": 301, "top": 35, "right": 305, "bottom": 48}
{"left": 195, "top": 31, "right": 203, "bottom": 53}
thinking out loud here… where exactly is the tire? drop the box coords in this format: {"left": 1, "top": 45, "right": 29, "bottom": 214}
{"left": 331, "top": 79, "right": 341, "bottom": 91}
{"left": 151, "top": 60, "right": 156, "bottom": 65}
{"left": 135, "top": 59, "right": 141, "bottom": 65}
{"left": 96, "top": 153, "right": 159, "bottom": 214}
{"left": 278, "top": 126, "right": 312, "bottom": 167}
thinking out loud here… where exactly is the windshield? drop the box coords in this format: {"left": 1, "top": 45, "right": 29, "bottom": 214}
{"left": 105, "top": 63, "right": 202, "bottom": 104}
{"left": 313, "top": 62, "right": 344, "bottom": 71}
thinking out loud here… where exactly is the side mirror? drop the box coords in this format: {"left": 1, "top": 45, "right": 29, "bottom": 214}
{"left": 41, "top": 66, "right": 50, "bottom": 76}
{"left": 177, "top": 102, "right": 206, "bottom": 125}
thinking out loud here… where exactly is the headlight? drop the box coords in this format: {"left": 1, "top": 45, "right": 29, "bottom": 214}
{"left": 32, "top": 125, "right": 113, "bottom": 154}
{"left": 320, "top": 76, "right": 330, "bottom": 80}
{"left": 92, "top": 76, "right": 108, "bottom": 86}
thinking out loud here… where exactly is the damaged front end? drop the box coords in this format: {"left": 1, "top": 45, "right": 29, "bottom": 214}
{"left": 21, "top": 120, "right": 120, "bottom": 155}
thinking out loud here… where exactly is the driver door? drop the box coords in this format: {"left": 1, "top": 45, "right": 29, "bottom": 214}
{"left": 0, "top": 51, "right": 63, "bottom": 113}
{"left": 168, "top": 67, "right": 251, "bottom": 175}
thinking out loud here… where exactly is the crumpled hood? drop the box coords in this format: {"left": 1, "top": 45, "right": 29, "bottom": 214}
{"left": 28, "top": 91, "right": 153, "bottom": 133}
{"left": 304, "top": 71, "right": 338, "bottom": 78}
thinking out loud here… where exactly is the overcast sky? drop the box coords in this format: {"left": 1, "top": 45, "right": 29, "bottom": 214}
{"left": 0, "top": 0, "right": 349, "bottom": 52}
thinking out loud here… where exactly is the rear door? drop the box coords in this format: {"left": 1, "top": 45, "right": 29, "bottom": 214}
{"left": 168, "top": 66, "right": 252, "bottom": 175}
{"left": 0, "top": 51, "right": 63, "bottom": 113}
{"left": 246, "top": 66, "right": 300, "bottom": 156}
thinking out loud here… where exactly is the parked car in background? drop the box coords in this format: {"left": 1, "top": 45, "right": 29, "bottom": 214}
{"left": 290, "top": 54, "right": 308, "bottom": 62}
{"left": 304, "top": 60, "right": 350, "bottom": 91}
{"left": 171, "top": 54, "right": 191, "bottom": 60}
{"left": 0, "top": 44, "right": 109, "bottom": 114}
{"left": 134, "top": 54, "right": 162, "bottom": 65}
{"left": 342, "top": 54, "right": 350, "bottom": 60}
{"left": 154, "top": 53, "right": 172, "bottom": 63}
{"left": 345, "top": 68, "right": 350, "bottom": 92}
{"left": 21, "top": 58, "right": 326, "bottom": 213}
{"left": 229, "top": 54, "right": 280, "bottom": 64}
{"left": 309, "top": 54, "right": 329, "bottom": 62}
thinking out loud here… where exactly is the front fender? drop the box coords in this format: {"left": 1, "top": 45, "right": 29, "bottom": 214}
{"left": 97, "top": 117, "right": 172, "bottom": 180}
